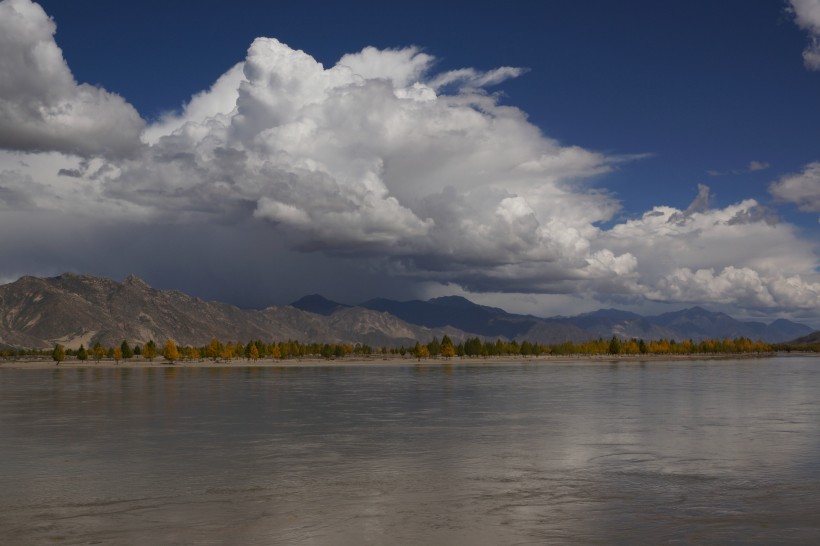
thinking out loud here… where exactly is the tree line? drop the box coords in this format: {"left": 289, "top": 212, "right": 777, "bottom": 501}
{"left": 0, "top": 334, "right": 776, "bottom": 365}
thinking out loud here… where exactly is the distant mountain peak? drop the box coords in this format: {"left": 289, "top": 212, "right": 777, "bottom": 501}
{"left": 428, "top": 295, "right": 477, "bottom": 307}
{"left": 579, "top": 308, "right": 643, "bottom": 320}
{"left": 290, "top": 294, "right": 349, "bottom": 316}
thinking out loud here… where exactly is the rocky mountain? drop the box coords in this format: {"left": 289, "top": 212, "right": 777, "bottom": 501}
{"left": 0, "top": 273, "right": 812, "bottom": 350}
{"left": 0, "top": 274, "right": 466, "bottom": 349}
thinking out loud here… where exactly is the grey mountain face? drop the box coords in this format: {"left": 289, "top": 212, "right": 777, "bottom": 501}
{"left": 0, "top": 274, "right": 466, "bottom": 349}
{"left": 0, "top": 273, "right": 812, "bottom": 350}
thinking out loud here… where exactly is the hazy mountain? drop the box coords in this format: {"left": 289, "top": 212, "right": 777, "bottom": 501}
{"left": 560, "top": 309, "right": 676, "bottom": 341}
{"left": 360, "top": 295, "right": 537, "bottom": 338}
{"left": 0, "top": 274, "right": 466, "bottom": 349}
{"left": 648, "top": 307, "right": 812, "bottom": 342}
{"left": 291, "top": 294, "right": 350, "bottom": 316}
{"left": 359, "top": 297, "right": 811, "bottom": 344}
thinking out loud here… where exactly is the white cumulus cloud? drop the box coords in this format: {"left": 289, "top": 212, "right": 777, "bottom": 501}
{"left": 769, "top": 161, "right": 820, "bottom": 214}
{"left": 0, "top": 0, "right": 144, "bottom": 157}
{"left": 598, "top": 189, "right": 820, "bottom": 310}
{"left": 789, "top": 0, "right": 820, "bottom": 70}
{"left": 99, "top": 37, "right": 631, "bottom": 288}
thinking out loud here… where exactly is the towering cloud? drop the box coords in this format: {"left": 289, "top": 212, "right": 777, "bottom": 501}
{"left": 105, "top": 37, "right": 627, "bottom": 288}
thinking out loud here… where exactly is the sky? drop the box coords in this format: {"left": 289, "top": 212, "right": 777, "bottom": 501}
{"left": 1, "top": 0, "right": 820, "bottom": 327}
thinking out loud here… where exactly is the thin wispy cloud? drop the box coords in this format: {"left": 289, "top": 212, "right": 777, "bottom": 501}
{"left": 707, "top": 160, "right": 771, "bottom": 177}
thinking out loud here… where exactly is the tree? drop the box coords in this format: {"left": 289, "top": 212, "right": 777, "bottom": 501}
{"left": 142, "top": 340, "right": 158, "bottom": 361}
{"left": 113, "top": 346, "right": 122, "bottom": 365}
{"left": 206, "top": 338, "right": 222, "bottom": 361}
{"left": 120, "top": 340, "right": 133, "bottom": 362}
{"left": 52, "top": 344, "right": 65, "bottom": 365}
{"left": 608, "top": 336, "right": 621, "bottom": 355}
{"left": 92, "top": 342, "right": 105, "bottom": 363}
{"left": 413, "top": 342, "right": 429, "bottom": 360}
{"left": 221, "top": 343, "right": 234, "bottom": 362}
{"left": 249, "top": 344, "right": 259, "bottom": 361}
{"left": 427, "top": 337, "right": 441, "bottom": 357}
{"left": 162, "top": 339, "right": 180, "bottom": 363}
{"left": 440, "top": 335, "right": 455, "bottom": 359}
{"left": 77, "top": 344, "right": 88, "bottom": 361}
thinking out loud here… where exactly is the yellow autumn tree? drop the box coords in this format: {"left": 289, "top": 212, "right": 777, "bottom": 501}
{"left": 162, "top": 339, "right": 180, "bottom": 363}
{"left": 221, "top": 342, "right": 234, "bottom": 362}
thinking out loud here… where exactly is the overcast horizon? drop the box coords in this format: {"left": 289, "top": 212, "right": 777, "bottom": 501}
{"left": 2, "top": 0, "right": 820, "bottom": 328}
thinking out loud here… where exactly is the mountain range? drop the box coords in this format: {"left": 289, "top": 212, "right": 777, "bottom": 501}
{"left": 0, "top": 273, "right": 814, "bottom": 349}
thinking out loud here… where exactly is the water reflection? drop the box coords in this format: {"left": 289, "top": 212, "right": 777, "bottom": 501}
{"left": 1, "top": 358, "right": 819, "bottom": 544}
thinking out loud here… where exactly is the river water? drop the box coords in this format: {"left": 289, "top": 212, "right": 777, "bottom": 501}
{"left": 1, "top": 357, "right": 819, "bottom": 545}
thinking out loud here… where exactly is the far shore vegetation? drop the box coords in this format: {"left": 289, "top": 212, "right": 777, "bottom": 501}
{"left": 2, "top": 335, "right": 816, "bottom": 366}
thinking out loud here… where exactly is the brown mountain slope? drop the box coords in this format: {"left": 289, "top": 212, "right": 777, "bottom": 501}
{"left": 0, "top": 273, "right": 466, "bottom": 349}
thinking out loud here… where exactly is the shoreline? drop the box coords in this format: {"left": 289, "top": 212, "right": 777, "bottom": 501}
{"left": 1, "top": 352, "right": 815, "bottom": 370}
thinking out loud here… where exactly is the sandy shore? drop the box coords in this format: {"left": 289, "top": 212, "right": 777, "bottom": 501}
{"left": 1, "top": 352, "right": 812, "bottom": 370}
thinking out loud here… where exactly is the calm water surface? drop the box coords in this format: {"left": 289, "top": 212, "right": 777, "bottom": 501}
{"left": 1, "top": 357, "right": 819, "bottom": 545}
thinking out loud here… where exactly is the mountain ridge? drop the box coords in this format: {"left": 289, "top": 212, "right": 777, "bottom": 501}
{"left": 0, "top": 273, "right": 813, "bottom": 349}
{"left": 0, "top": 274, "right": 468, "bottom": 349}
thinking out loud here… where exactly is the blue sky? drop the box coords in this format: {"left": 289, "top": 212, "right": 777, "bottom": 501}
{"left": 2, "top": 0, "right": 820, "bottom": 326}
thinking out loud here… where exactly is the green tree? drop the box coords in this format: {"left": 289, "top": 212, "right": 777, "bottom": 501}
{"left": 427, "top": 337, "right": 441, "bottom": 357}
{"left": 638, "top": 339, "right": 648, "bottom": 354}
{"left": 77, "top": 344, "right": 88, "bottom": 361}
{"left": 142, "top": 340, "right": 158, "bottom": 361}
{"left": 608, "top": 336, "right": 621, "bottom": 355}
{"left": 120, "top": 340, "right": 133, "bottom": 362}
{"left": 52, "top": 344, "right": 65, "bottom": 365}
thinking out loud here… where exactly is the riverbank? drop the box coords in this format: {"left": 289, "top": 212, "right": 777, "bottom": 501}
{"left": 2, "top": 352, "right": 813, "bottom": 369}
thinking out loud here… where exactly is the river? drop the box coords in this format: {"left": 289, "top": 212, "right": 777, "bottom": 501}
{"left": 1, "top": 357, "right": 819, "bottom": 544}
